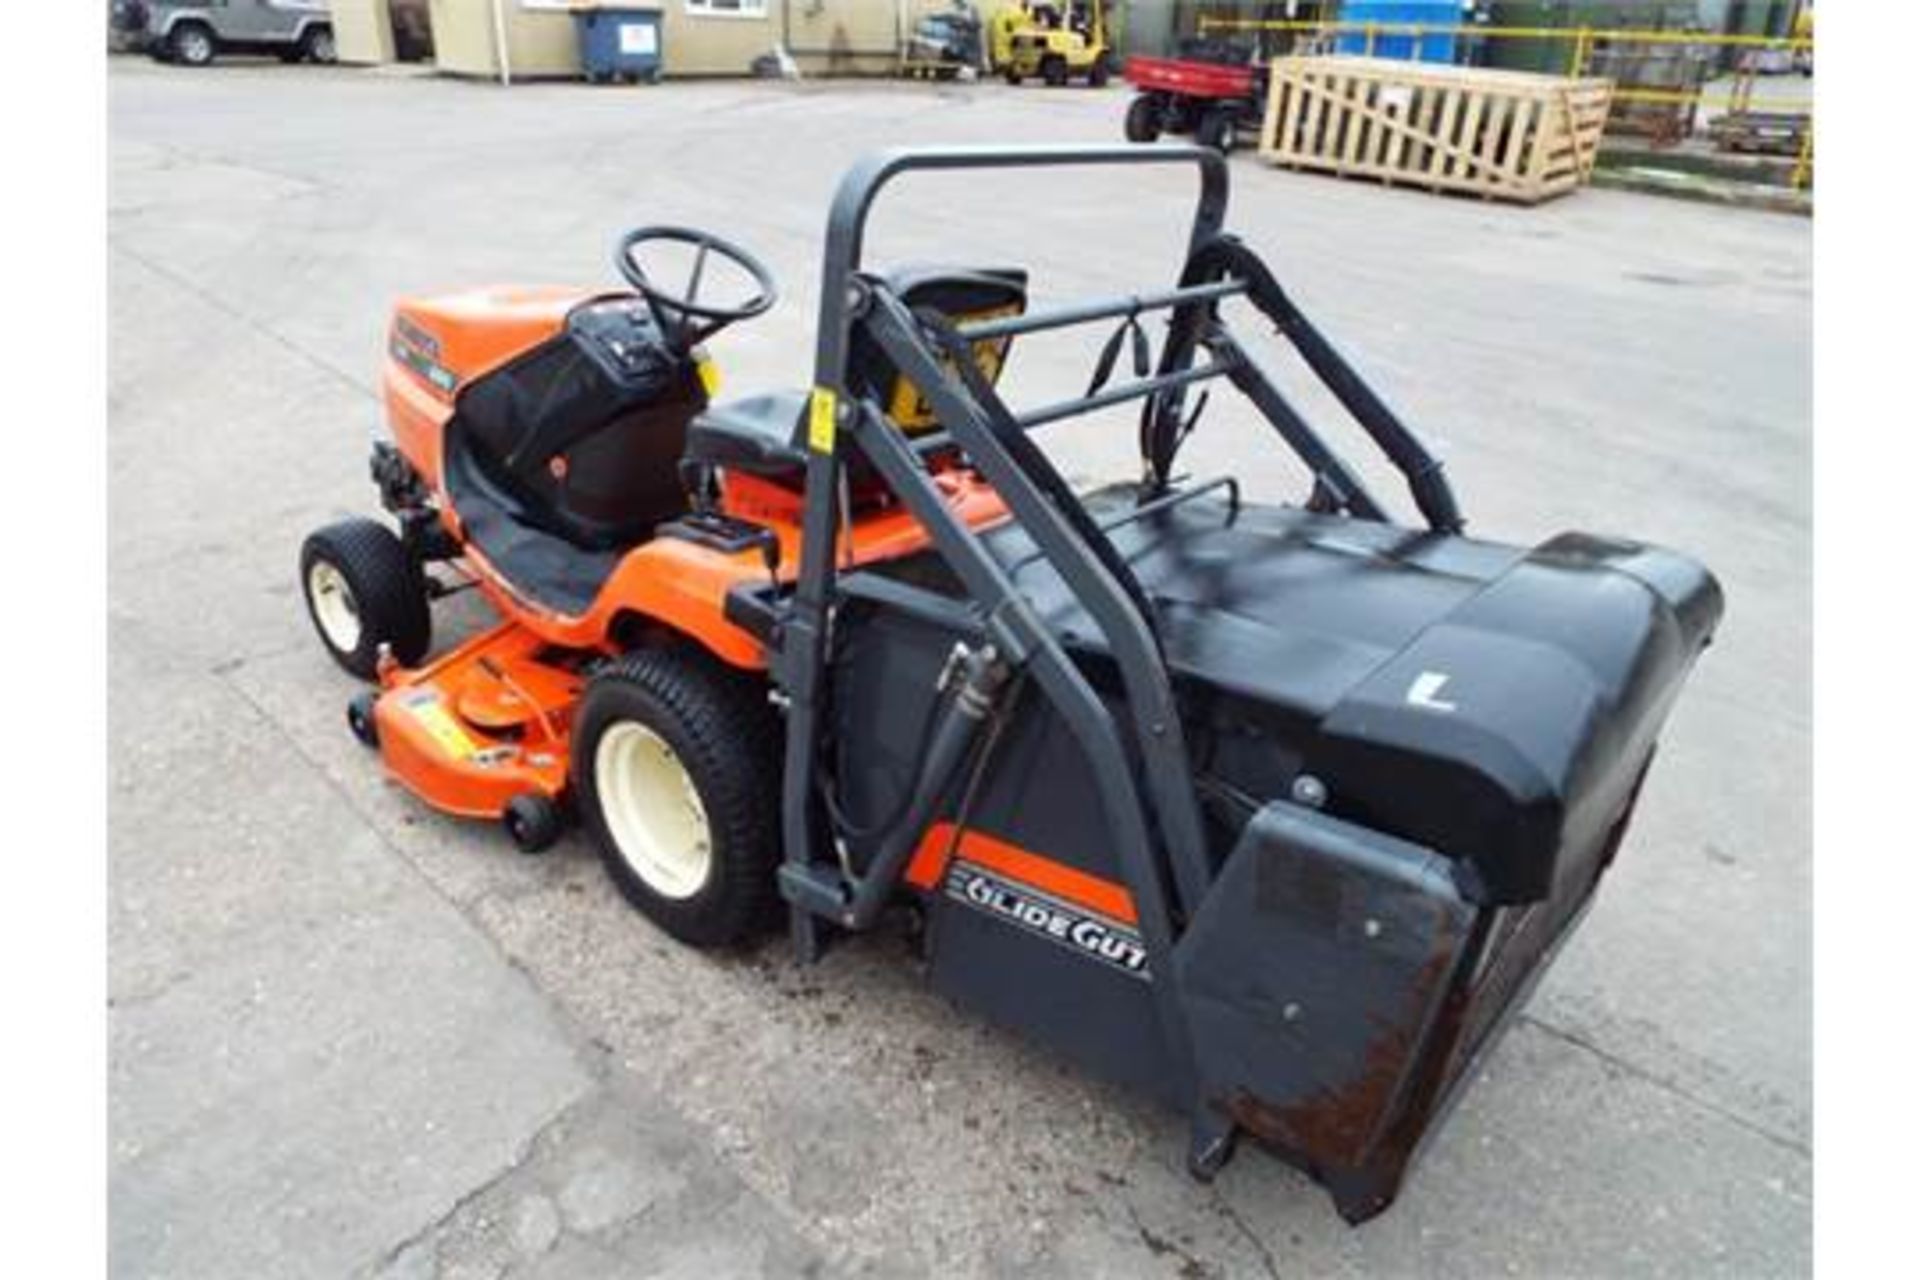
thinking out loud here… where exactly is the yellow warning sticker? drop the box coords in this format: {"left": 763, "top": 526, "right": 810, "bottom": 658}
{"left": 408, "top": 696, "right": 479, "bottom": 760}
{"left": 808, "top": 386, "right": 837, "bottom": 454}
{"left": 694, "top": 357, "right": 722, "bottom": 398}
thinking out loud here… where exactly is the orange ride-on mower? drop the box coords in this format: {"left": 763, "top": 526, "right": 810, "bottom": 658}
{"left": 299, "top": 146, "right": 1722, "bottom": 1222}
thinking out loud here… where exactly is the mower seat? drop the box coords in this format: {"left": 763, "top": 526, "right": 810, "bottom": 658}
{"left": 683, "top": 389, "right": 809, "bottom": 483}
{"left": 683, "top": 266, "right": 1028, "bottom": 491}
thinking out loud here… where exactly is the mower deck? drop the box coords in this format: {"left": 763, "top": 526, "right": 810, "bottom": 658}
{"left": 370, "top": 622, "right": 580, "bottom": 821}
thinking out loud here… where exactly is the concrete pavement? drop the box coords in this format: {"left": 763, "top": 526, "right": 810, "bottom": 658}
{"left": 109, "top": 58, "right": 1810, "bottom": 1277}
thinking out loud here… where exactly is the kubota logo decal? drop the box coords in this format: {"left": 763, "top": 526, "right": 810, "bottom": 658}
{"left": 945, "top": 862, "right": 1150, "bottom": 980}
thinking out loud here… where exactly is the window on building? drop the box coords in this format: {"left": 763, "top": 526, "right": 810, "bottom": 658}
{"left": 684, "top": 0, "right": 769, "bottom": 17}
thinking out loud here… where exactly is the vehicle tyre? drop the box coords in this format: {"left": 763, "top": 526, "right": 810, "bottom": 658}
{"left": 1196, "top": 109, "right": 1238, "bottom": 154}
{"left": 299, "top": 518, "right": 432, "bottom": 680}
{"left": 277, "top": 47, "right": 303, "bottom": 63}
{"left": 300, "top": 24, "right": 336, "bottom": 64}
{"left": 573, "top": 649, "right": 781, "bottom": 948}
{"left": 1088, "top": 55, "right": 1111, "bottom": 88}
{"left": 347, "top": 691, "right": 381, "bottom": 748}
{"left": 1004, "top": 67, "right": 1023, "bottom": 86}
{"left": 169, "top": 22, "right": 216, "bottom": 67}
{"left": 503, "top": 794, "right": 565, "bottom": 855}
{"left": 1124, "top": 94, "right": 1162, "bottom": 143}
{"left": 1042, "top": 55, "right": 1068, "bottom": 87}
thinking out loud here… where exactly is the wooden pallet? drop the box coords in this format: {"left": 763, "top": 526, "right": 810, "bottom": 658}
{"left": 1259, "top": 57, "right": 1613, "bottom": 205}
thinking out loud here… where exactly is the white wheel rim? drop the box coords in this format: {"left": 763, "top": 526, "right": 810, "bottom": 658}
{"left": 595, "top": 722, "right": 712, "bottom": 900}
{"left": 307, "top": 560, "right": 363, "bottom": 653}
{"left": 182, "top": 31, "right": 209, "bottom": 60}
{"left": 314, "top": 33, "right": 334, "bottom": 60}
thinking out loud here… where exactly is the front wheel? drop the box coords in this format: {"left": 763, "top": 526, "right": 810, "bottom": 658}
{"left": 1124, "top": 94, "right": 1163, "bottom": 143}
{"left": 300, "top": 24, "right": 336, "bottom": 64}
{"left": 573, "top": 650, "right": 782, "bottom": 948}
{"left": 1041, "top": 56, "right": 1068, "bottom": 88}
{"left": 299, "top": 518, "right": 431, "bottom": 680}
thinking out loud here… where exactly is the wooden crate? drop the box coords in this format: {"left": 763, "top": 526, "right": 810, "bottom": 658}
{"left": 1259, "top": 57, "right": 1613, "bottom": 205}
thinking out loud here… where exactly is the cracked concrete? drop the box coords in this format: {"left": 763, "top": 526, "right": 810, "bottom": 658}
{"left": 109, "top": 57, "right": 1808, "bottom": 1277}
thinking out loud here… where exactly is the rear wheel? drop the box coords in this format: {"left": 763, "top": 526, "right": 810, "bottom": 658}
{"left": 169, "top": 22, "right": 215, "bottom": 66}
{"left": 573, "top": 650, "right": 781, "bottom": 948}
{"left": 1124, "top": 94, "right": 1163, "bottom": 143}
{"left": 299, "top": 518, "right": 431, "bottom": 680}
{"left": 1003, "top": 66, "right": 1023, "bottom": 86}
{"left": 1088, "top": 55, "right": 1111, "bottom": 88}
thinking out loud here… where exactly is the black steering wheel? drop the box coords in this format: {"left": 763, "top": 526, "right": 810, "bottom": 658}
{"left": 615, "top": 225, "right": 778, "bottom": 349}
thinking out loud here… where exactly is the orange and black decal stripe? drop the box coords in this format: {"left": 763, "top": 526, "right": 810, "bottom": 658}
{"left": 903, "top": 822, "right": 1138, "bottom": 927}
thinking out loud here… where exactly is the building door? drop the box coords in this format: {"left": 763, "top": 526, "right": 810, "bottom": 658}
{"left": 390, "top": 0, "right": 435, "bottom": 62}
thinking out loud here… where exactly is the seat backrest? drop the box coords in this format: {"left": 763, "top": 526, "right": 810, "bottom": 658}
{"left": 454, "top": 300, "right": 701, "bottom": 549}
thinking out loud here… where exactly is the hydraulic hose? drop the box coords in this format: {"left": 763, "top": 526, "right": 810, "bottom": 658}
{"left": 842, "top": 642, "right": 1012, "bottom": 929}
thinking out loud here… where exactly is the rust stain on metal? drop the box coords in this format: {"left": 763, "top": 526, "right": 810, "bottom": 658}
{"left": 1225, "top": 946, "right": 1456, "bottom": 1170}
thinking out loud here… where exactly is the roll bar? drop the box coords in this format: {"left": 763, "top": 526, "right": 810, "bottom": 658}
{"left": 810, "top": 144, "right": 1230, "bottom": 394}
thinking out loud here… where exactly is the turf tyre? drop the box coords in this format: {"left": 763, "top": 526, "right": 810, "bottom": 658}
{"left": 299, "top": 518, "right": 431, "bottom": 680}
{"left": 573, "top": 650, "right": 781, "bottom": 948}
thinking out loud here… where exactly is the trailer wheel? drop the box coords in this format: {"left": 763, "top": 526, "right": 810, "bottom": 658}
{"left": 1196, "top": 109, "right": 1239, "bottom": 154}
{"left": 573, "top": 649, "right": 781, "bottom": 948}
{"left": 299, "top": 518, "right": 431, "bottom": 680}
{"left": 1124, "top": 95, "right": 1163, "bottom": 143}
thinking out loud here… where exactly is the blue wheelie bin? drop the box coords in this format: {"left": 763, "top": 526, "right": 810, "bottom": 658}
{"left": 575, "top": 6, "right": 664, "bottom": 84}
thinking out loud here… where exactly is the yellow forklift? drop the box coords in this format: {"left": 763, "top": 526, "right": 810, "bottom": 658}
{"left": 991, "top": 0, "right": 1113, "bottom": 87}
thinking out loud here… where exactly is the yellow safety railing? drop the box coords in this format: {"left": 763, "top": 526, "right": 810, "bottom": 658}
{"left": 1197, "top": 14, "right": 1813, "bottom": 188}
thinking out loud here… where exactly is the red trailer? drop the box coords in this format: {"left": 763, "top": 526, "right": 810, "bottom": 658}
{"left": 1122, "top": 51, "right": 1268, "bottom": 153}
